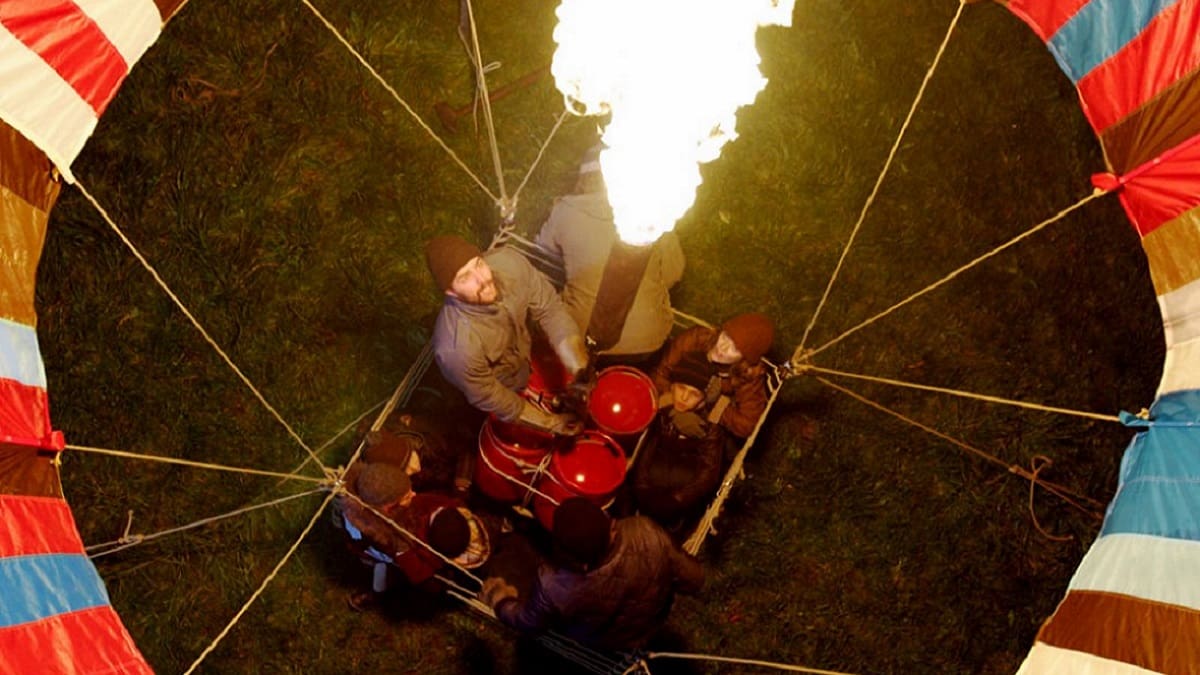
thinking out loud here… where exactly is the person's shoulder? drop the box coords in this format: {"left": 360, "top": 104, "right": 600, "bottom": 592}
{"left": 672, "top": 324, "right": 714, "bottom": 345}
{"left": 432, "top": 307, "right": 485, "bottom": 359}
{"left": 484, "top": 246, "right": 529, "bottom": 271}
{"left": 621, "top": 514, "right": 672, "bottom": 542}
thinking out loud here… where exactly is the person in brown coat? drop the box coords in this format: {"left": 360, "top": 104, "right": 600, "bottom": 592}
{"left": 650, "top": 312, "right": 775, "bottom": 439}
{"left": 480, "top": 497, "right": 704, "bottom": 651}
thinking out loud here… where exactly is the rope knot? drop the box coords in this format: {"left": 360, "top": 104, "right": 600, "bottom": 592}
{"left": 497, "top": 196, "right": 518, "bottom": 223}
{"left": 784, "top": 351, "right": 815, "bottom": 377}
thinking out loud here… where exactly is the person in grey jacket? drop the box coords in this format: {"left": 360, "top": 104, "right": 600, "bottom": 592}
{"left": 426, "top": 235, "right": 588, "bottom": 434}
{"left": 535, "top": 147, "right": 685, "bottom": 364}
{"left": 480, "top": 497, "right": 705, "bottom": 651}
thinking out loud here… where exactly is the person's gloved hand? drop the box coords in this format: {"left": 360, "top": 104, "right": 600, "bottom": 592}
{"left": 518, "top": 401, "right": 583, "bottom": 436}
{"left": 671, "top": 410, "right": 707, "bottom": 438}
{"left": 704, "top": 376, "right": 722, "bottom": 406}
{"left": 561, "top": 366, "right": 596, "bottom": 417}
{"left": 480, "top": 577, "right": 519, "bottom": 608}
{"left": 551, "top": 412, "right": 584, "bottom": 436}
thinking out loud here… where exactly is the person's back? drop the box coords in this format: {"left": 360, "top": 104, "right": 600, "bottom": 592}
{"left": 485, "top": 499, "right": 704, "bottom": 651}
{"left": 539, "top": 515, "right": 701, "bottom": 648}
{"left": 536, "top": 169, "right": 685, "bottom": 360}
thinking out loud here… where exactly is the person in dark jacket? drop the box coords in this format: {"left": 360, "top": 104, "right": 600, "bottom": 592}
{"left": 426, "top": 235, "right": 589, "bottom": 435}
{"left": 651, "top": 312, "right": 775, "bottom": 439}
{"left": 633, "top": 352, "right": 726, "bottom": 527}
{"left": 480, "top": 497, "right": 704, "bottom": 651}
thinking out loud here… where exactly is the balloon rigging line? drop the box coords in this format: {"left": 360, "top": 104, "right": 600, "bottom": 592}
{"left": 279, "top": 395, "right": 389, "bottom": 484}
{"left": 298, "top": 0, "right": 499, "bottom": 204}
{"left": 806, "top": 365, "right": 1122, "bottom": 423}
{"left": 624, "top": 652, "right": 858, "bottom": 675}
{"left": 66, "top": 443, "right": 327, "bottom": 484}
{"left": 184, "top": 490, "right": 336, "bottom": 674}
{"left": 166, "top": 0, "right": 192, "bottom": 24}
{"left": 815, "top": 376, "right": 1105, "bottom": 518}
{"left": 86, "top": 488, "right": 324, "bottom": 558}
{"left": 283, "top": 339, "right": 431, "bottom": 483}
{"left": 511, "top": 109, "right": 573, "bottom": 209}
{"left": 339, "top": 487, "right": 485, "bottom": 586}
{"left": 684, "top": 362, "right": 787, "bottom": 555}
{"left": 438, "top": 577, "right": 641, "bottom": 675}
{"left": 800, "top": 188, "right": 1108, "bottom": 362}
{"left": 797, "top": 0, "right": 968, "bottom": 354}
{"left": 94, "top": 3, "right": 1094, "bottom": 668}
{"left": 462, "top": 0, "right": 510, "bottom": 212}
{"left": 73, "top": 180, "right": 323, "bottom": 467}
{"left": 538, "top": 633, "right": 628, "bottom": 675}
{"left": 500, "top": 230, "right": 570, "bottom": 270}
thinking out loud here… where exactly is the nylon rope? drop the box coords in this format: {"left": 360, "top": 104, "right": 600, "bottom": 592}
{"left": 684, "top": 362, "right": 786, "bottom": 555}
{"left": 279, "top": 395, "right": 389, "bottom": 485}
{"left": 73, "top": 180, "right": 322, "bottom": 468}
{"left": 502, "top": 231, "right": 568, "bottom": 269}
{"left": 284, "top": 340, "right": 433, "bottom": 482}
{"left": 439, "top": 575, "right": 629, "bottom": 675}
{"left": 298, "top": 0, "right": 498, "bottom": 203}
{"left": 142, "top": 3, "right": 1079, "bottom": 666}
{"left": 338, "top": 488, "right": 485, "bottom": 586}
{"left": 66, "top": 443, "right": 326, "bottom": 484}
{"left": 1027, "top": 455, "right": 1075, "bottom": 541}
{"left": 805, "top": 365, "right": 1121, "bottom": 423}
{"left": 627, "top": 651, "right": 857, "bottom": 675}
{"left": 799, "top": 188, "right": 1107, "bottom": 362}
{"left": 86, "top": 488, "right": 324, "bottom": 558}
{"left": 511, "top": 109, "right": 572, "bottom": 204}
{"left": 166, "top": 0, "right": 192, "bottom": 24}
{"left": 461, "top": 0, "right": 511, "bottom": 216}
{"left": 475, "top": 434, "right": 563, "bottom": 506}
{"left": 797, "top": 1, "right": 966, "bottom": 354}
{"left": 183, "top": 490, "right": 337, "bottom": 674}
{"left": 815, "top": 376, "right": 1104, "bottom": 517}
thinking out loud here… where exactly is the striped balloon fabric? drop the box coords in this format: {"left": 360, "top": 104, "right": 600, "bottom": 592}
{"left": 0, "top": 0, "right": 164, "bottom": 183}
{"left": 1, "top": 0, "right": 179, "bottom": 672}
{"left": 1005, "top": 1, "right": 1200, "bottom": 673}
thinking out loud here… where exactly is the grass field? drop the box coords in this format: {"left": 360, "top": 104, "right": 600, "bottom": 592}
{"left": 36, "top": 1, "right": 1162, "bottom": 673}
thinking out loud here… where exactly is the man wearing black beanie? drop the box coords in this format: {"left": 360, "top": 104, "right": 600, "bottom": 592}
{"left": 424, "top": 234, "right": 590, "bottom": 434}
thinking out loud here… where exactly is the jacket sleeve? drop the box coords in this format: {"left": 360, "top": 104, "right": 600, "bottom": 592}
{"left": 494, "top": 569, "right": 559, "bottom": 635}
{"left": 518, "top": 252, "right": 582, "bottom": 355}
{"left": 669, "top": 427, "right": 724, "bottom": 509}
{"left": 719, "top": 366, "right": 768, "bottom": 438}
{"left": 667, "top": 544, "right": 705, "bottom": 596}
{"left": 393, "top": 547, "right": 439, "bottom": 585}
{"left": 535, "top": 203, "right": 565, "bottom": 255}
{"left": 655, "top": 231, "right": 685, "bottom": 288}
{"left": 435, "top": 338, "right": 527, "bottom": 422}
{"left": 651, "top": 326, "right": 710, "bottom": 394}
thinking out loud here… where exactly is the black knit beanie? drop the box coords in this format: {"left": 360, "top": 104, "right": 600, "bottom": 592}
{"left": 552, "top": 497, "right": 611, "bottom": 569}
{"left": 425, "top": 235, "right": 482, "bottom": 291}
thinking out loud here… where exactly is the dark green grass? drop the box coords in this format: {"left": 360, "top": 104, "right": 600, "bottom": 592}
{"left": 35, "top": 1, "right": 1161, "bottom": 673}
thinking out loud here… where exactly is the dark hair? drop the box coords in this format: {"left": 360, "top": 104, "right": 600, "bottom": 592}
{"left": 427, "top": 508, "right": 471, "bottom": 558}
{"left": 552, "top": 498, "right": 612, "bottom": 570}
